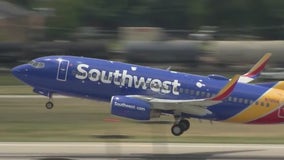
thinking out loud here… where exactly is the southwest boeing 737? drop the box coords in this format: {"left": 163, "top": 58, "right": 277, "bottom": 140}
{"left": 12, "top": 53, "right": 284, "bottom": 136}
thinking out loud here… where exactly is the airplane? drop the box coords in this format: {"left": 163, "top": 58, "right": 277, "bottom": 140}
{"left": 12, "top": 53, "right": 283, "bottom": 136}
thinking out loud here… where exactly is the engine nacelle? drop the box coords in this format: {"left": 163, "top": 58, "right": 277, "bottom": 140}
{"left": 110, "top": 96, "right": 160, "bottom": 120}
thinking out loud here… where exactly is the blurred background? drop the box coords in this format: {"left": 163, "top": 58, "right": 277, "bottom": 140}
{"left": 1, "top": 0, "right": 284, "bottom": 77}
{"left": 2, "top": 0, "right": 284, "bottom": 143}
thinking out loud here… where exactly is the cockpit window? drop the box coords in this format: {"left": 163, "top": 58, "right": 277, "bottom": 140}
{"left": 28, "top": 60, "right": 45, "bottom": 68}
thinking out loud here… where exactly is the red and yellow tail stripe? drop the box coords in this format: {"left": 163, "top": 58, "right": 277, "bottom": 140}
{"left": 225, "top": 81, "right": 284, "bottom": 123}
{"left": 243, "top": 53, "right": 272, "bottom": 78}
{"left": 211, "top": 75, "right": 240, "bottom": 101}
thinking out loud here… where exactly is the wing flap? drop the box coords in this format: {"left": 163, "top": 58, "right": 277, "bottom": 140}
{"left": 127, "top": 74, "right": 240, "bottom": 116}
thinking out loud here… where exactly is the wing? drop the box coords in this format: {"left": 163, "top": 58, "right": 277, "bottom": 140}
{"left": 239, "top": 53, "right": 271, "bottom": 83}
{"left": 128, "top": 74, "right": 240, "bottom": 116}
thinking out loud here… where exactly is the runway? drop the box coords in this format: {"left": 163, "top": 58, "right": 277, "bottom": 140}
{"left": 0, "top": 142, "right": 284, "bottom": 160}
{"left": 1, "top": 95, "right": 284, "bottom": 159}
{"left": 0, "top": 95, "right": 68, "bottom": 98}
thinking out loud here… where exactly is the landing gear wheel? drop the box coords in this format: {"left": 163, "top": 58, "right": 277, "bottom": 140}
{"left": 171, "top": 124, "right": 183, "bottom": 136}
{"left": 179, "top": 119, "right": 190, "bottom": 131}
{"left": 45, "top": 101, "right": 54, "bottom": 109}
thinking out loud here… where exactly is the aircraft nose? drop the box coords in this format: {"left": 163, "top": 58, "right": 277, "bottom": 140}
{"left": 11, "top": 64, "right": 28, "bottom": 80}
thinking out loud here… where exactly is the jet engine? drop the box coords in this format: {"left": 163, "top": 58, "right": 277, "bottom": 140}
{"left": 110, "top": 96, "right": 160, "bottom": 120}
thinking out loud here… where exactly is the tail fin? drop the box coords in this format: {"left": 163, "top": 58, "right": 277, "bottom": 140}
{"left": 239, "top": 53, "right": 272, "bottom": 83}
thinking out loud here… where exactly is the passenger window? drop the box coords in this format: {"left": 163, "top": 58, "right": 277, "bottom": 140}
{"left": 185, "top": 89, "right": 189, "bottom": 94}
{"left": 114, "top": 77, "right": 121, "bottom": 83}
{"left": 72, "top": 70, "right": 77, "bottom": 76}
{"left": 206, "top": 93, "right": 211, "bottom": 97}
{"left": 77, "top": 71, "right": 86, "bottom": 77}
{"left": 173, "top": 87, "right": 178, "bottom": 93}
{"left": 89, "top": 72, "right": 100, "bottom": 79}
{"left": 125, "top": 79, "right": 129, "bottom": 84}
{"left": 196, "top": 91, "right": 200, "bottom": 96}
{"left": 228, "top": 96, "right": 232, "bottom": 101}
{"left": 146, "top": 82, "right": 151, "bottom": 88}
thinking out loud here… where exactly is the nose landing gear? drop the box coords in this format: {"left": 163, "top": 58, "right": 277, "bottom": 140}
{"left": 45, "top": 101, "right": 54, "bottom": 109}
{"left": 45, "top": 93, "right": 54, "bottom": 109}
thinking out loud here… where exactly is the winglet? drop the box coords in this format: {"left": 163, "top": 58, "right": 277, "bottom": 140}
{"left": 239, "top": 53, "right": 272, "bottom": 83}
{"left": 211, "top": 74, "right": 240, "bottom": 101}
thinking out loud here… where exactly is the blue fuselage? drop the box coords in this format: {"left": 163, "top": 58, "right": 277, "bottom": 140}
{"left": 12, "top": 56, "right": 276, "bottom": 122}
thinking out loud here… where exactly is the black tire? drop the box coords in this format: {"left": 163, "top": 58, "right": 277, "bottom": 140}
{"left": 171, "top": 124, "right": 183, "bottom": 136}
{"left": 179, "top": 119, "right": 190, "bottom": 131}
{"left": 45, "top": 101, "right": 54, "bottom": 109}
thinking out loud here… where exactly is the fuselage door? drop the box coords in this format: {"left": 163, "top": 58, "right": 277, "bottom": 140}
{"left": 57, "top": 59, "right": 69, "bottom": 81}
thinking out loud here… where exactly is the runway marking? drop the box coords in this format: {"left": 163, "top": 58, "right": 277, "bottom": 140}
{"left": 0, "top": 142, "right": 283, "bottom": 158}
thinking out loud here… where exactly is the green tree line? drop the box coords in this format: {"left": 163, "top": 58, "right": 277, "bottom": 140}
{"left": 9, "top": 0, "right": 284, "bottom": 39}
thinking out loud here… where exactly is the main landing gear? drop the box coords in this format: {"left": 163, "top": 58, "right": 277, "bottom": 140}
{"left": 171, "top": 116, "right": 190, "bottom": 136}
{"left": 45, "top": 93, "right": 54, "bottom": 109}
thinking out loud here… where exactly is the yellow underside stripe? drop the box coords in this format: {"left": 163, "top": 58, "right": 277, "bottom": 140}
{"left": 225, "top": 82, "right": 284, "bottom": 123}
